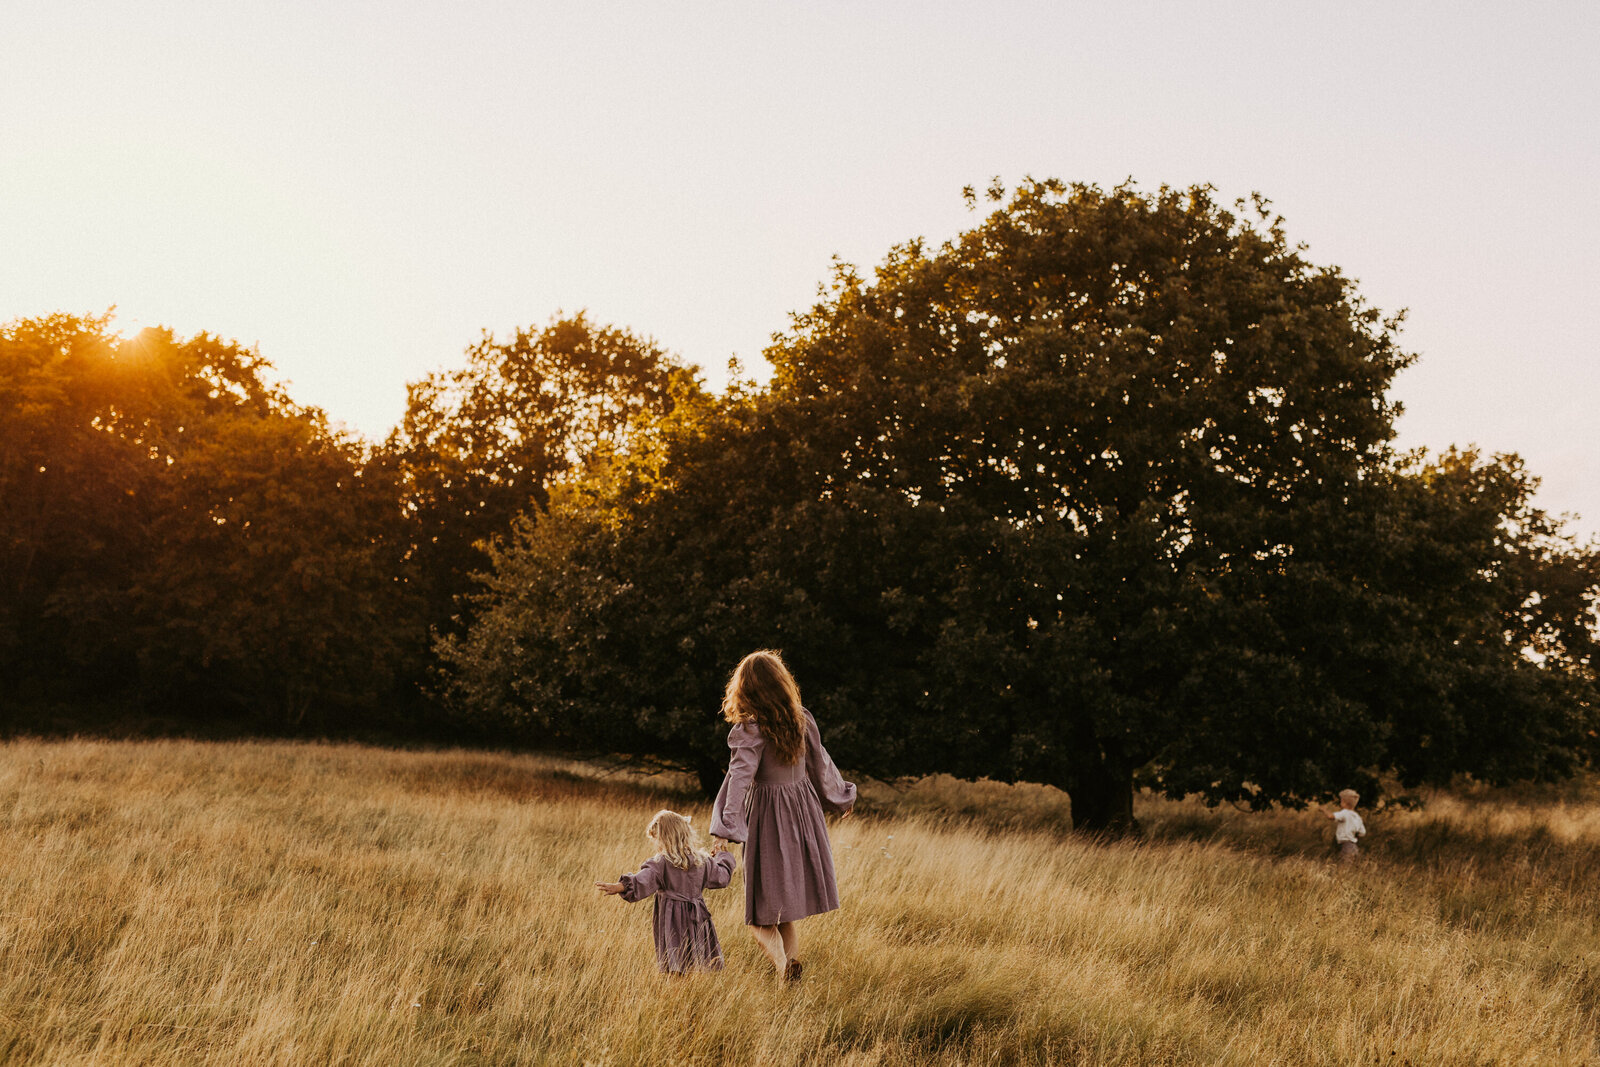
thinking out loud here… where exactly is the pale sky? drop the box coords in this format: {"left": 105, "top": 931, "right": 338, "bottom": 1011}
{"left": 4, "top": 1, "right": 1596, "bottom": 539}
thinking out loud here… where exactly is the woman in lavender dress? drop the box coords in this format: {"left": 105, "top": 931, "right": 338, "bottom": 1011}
{"left": 709, "top": 650, "right": 856, "bottom": 981}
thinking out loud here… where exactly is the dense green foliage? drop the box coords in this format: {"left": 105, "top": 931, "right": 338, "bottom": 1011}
{"left": 4, "top": 183, "right": 1596, "bottom": 828}
{"left": 0, "top": 313, "right": 406, "bottom": 727}
{"left": 437, "top": 183, "right": 1599, "bottom": 828}
{"left": 388, "top": 315, "right": 684, "bottom": 651}
{"left": 0, "top": 312, "right": 677, "bottom": 734}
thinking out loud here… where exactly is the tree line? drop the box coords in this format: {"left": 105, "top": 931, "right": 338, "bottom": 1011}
{"left": 4, "top": 182, "right": 1596, "bottom": 830}
{"left": 0, "top": 308, "right": 678, "bottom": 738}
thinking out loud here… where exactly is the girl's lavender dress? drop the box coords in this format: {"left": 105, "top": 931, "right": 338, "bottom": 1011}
{"left": 618, "top": 849, "right": 738, "bottom": 974}
{"left": 710, "top": 709, "right": 856, "bottom": 926}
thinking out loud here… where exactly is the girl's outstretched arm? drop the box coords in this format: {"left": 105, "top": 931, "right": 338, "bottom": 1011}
{"left": 704, "top": 848, "right": 738, "bottom": 891}
{"left": 606, "top": 857, "right": 664, "bottom": 902}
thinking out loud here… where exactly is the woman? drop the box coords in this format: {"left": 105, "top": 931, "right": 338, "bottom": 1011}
{"left": 709, "top": 649, "right": 855, "bottom": 981}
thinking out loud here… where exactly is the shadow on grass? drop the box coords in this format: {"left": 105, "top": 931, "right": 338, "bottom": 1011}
{"left": 391, "top": 750, "right": 705, "bottom": 809}
{"left": 855, "top": 770, "right": 1600, "bottom": 893}
{"left": 386, "top": 749, "right": 1600, "bottom": 888}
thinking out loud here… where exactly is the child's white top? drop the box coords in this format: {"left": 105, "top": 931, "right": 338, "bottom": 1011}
{"left": 1333, "top": 809, "right": 1366, "bottom": 844}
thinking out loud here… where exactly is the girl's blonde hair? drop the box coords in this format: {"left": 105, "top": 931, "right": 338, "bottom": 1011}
{"left": 647, "top": 809, "right": 706, "bottom": 870}
{"left": 721, "top": 649, "right": 807, "bottom": 765}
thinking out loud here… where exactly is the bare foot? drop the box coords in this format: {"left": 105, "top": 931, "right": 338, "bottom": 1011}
{"left": 783, "top": 958, "right": 803, "bottom": 982}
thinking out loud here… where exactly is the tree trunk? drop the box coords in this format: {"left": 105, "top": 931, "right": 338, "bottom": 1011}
{"left": 695, "top": 756, "right": 725, "bottom": 799}
{"left": 1068, "top": 757, "right": 1138, "bottom": 837}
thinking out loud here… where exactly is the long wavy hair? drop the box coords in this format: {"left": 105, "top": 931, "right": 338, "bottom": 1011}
{"left": 721, "top": 649, "right": 807, "bottom": 765}
{"left": 647, "top": 809, "right": 706, "bottom": 870}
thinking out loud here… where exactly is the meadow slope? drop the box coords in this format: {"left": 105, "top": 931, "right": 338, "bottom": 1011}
{"left": 1, "top": 739, "right": 1597, "bottom": 1066}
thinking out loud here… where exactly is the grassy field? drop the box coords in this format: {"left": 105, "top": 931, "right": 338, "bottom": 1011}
{"left": 1, "top": 739, "right": 1598, "bottom": 1066}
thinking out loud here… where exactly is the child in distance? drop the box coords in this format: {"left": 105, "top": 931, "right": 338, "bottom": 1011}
{"left": 1317, "top": 788, "right": 1367, "bottom": 863}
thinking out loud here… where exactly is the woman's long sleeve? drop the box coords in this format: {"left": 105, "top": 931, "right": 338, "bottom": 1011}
{"left": 618, "top": 856, "right": 663, "bottom": 902}
{"left": 710, "top": 725, "right": 762, "bottom": 843}
{"left": 803, "top": 710, "right": 857, "bottom": 815}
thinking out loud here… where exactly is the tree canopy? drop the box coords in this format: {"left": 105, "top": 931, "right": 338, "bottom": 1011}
{"left": 387, "top": 314, "right": 686, "bottom": 652}
{"left": 0, "top": 311, "right": 691, "bottom": 736}
{"left": 1, "top": 313, "right": 405, "bottom": 726}
{"left": 439, "top": 181, "right": 1600, "bottom": 828}
{"left": 5, "top": 183, "right": 1596, "bottom": 830}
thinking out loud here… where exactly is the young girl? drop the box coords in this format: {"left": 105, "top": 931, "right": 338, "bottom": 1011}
{"left": 596, "top": 809, "right": 738, "bottom": 974}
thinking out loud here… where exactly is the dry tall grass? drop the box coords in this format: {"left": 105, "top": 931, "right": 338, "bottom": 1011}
{"left": 1, "top": 738, "right": 1597, "bottom": 1065}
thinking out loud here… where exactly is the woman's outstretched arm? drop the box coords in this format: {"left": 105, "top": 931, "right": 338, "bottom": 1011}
{"left": 803, "top": 710, "right": 857, "bottom": 815}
